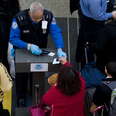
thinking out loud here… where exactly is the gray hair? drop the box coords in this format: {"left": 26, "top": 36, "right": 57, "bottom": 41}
{"left": 30, "top": 1, "right": 44, "bottom": 13}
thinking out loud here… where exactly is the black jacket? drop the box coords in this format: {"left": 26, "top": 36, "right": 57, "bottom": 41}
{"left": 96, "top": 21, "right": 116, "bottom": 63}
{"left": 0, "top": 0, "right": 20, "bottom": 19}
{"left": 15, "top": 9, "right": 53, "bottom": 48}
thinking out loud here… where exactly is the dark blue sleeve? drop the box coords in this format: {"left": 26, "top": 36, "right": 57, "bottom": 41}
{"left": 10, "top": 18, "right": 28, "bottom": 49}
{"left": 49, "top": 17, "right": 64, "bottom": 48}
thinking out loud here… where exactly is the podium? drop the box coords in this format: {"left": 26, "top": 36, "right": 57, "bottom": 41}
{"left": 15, "top": 49, "right": 59, "bottom": 73}
{"left": 15, "top": 49, "right": 60, "bottom": 116}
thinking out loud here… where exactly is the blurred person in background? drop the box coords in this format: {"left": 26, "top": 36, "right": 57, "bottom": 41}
{"left": 0, "top": 0, "right": 20, "bottom": 70}
{"left": 76, "top": 0, "right": 116, "bottom": 67}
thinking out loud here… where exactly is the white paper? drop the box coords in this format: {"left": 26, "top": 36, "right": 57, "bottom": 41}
{"left": 48, "top": 52, "right": 55, "bottom": 57}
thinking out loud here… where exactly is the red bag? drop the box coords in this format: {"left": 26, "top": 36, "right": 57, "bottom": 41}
{"left": 29, "top": 105, "right": 51, "bottom": 116}
{"left": 29, "top": 84, "right": 51, "bottom": 116}
{"left": 29, "top": 105, "right": 46, "bottom": 116}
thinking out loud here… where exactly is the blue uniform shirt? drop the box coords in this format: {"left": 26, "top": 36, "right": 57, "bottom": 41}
{"left": 80, "top": 0, "right": 114, "bottom": 21}
{"left": 10, "top": 17, "right": 64, "bottom": 49}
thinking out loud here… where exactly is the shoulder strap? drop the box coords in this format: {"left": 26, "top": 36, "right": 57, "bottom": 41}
{"left": 103, "top": 81, "right": 116, "bottom": 90}
{"left": 104, "top": 81, "right": 116, "bottom": 105}
{"left": 43, "top": 9, "right": 53, "bottom": 23}
{"left": 16, "top": 9, "right": 29, "bottom": 26}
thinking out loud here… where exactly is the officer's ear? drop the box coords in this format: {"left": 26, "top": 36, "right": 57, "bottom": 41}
{"left": 105, "top": 66, "right": 112, "bottom": 78}
{"left": 105, "top": 66, "right": 109, "bottom": 75}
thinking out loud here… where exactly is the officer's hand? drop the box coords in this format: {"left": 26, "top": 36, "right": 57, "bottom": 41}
{"left": 57, "top": 48, "right": 67, "bottom": 58}
{"left": 27, "top": 44, "right": 42, "bottom": 55}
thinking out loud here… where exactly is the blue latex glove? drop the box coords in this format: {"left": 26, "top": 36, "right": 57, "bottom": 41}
{"left": 10, "top": 48, "right": 15, "bottom": 57}
{"left": 57, "top": 48, "right": 67, "bottom": 58}
{"left": 8, "top": 43, "right": 15, "bottom": 58}
{"left": 28, "top": 44, "right": 42, "bottom": 55}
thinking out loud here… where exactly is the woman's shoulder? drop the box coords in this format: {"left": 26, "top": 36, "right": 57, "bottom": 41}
{"left": 0, "top": 63, "right": 5, "bottom": 71}
{"left": 80, "top": 77, "right": 86, "bottom": 89}
{"left": 0, "top": 63, "right": 3, "bottom": 67}
{"left": 46, "top": 86, "right": 59, "bottom": 95}
{"left": 42, "top": 86, "right": 60, "bottom": 102}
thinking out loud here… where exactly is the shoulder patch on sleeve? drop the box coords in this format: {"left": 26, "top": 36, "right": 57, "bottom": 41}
{"left": 12, "top": 21, "right": 18, "bottom": 29}
{"left": 51, "top": 17, "right": 56, "bottom": 24}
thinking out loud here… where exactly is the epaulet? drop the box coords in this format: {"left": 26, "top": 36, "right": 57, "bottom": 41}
{"left": 44, "top": 9, "right": 53, "bottom": 21}
{"left": 15, "top": 9, "right": 29, "bottom": 25}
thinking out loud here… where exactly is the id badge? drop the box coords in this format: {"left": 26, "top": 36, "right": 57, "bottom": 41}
{"left": 42, "top": 20, "right": 48, "bottom": 29}
{"left": 42, "top": 20, "right": 48, "bottom": 34}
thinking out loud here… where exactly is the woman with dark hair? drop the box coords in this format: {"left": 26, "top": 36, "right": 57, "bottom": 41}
{"left": 42, "top": 58, "right": 86, "bottom": 116}
{"left": 57, "top": 66, "right": 81, "bottom": 96}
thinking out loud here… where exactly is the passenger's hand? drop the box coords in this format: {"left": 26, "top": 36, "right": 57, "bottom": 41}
{"left": 27, "top": 44, "right": 42, "bottom": 55}
{"left": 59, "top": 57, "right": 67, "bottom": 64}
